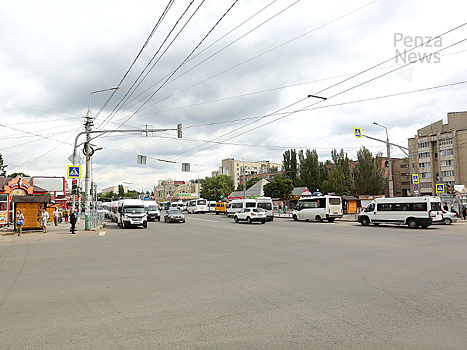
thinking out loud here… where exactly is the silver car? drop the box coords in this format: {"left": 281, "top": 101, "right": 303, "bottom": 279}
{"left": 164, "top": 209, "right": 185, "bottom": 223}
{"left": 442, "top": 210, "right": 458, "bottom": 225}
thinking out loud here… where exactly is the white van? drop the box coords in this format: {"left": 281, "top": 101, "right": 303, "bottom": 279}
{"left": 292, "top": 195, "right": 342, "bottom": 222}
{"left": 208, "top": 201, "right": 217, "bottom": 213}
{"left": 256, "top": 197, "right": 274, "bottom": 221}
{"left": 143, "top": 200, "right": 160, "bottom": 221}
{"left": 358, "top": 196, "right": 442, "bottom": 228}
{"left": 226, "top": 199, "right": 257, "bottom": 217}
{"left": 117, "top": 199, "right": 147, "bottom": 228}
{"left": 187, "top": 199, "right": 208, "bottom": 214}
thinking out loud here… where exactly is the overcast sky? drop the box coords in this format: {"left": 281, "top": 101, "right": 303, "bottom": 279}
{"left": 1, "top": 0, "right": 466, "bottom": 192}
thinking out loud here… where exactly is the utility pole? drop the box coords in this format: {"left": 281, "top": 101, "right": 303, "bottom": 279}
{"left": 374, "top": 122, "right": 394, "bottom": 198}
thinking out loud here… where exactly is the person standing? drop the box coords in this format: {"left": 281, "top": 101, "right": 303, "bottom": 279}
{"left": 53, "top": 207, "right": 60, "bottom": 226}
{"left": 40, "top": 208, "right": 49, "bottom": 233}
{"left": 69, "top": 211, "right": 77, "bottom": 234}
{"left": 462, "top": 205, "right": 466, "bottom": 220}
{"left": 64, "top": 209, "right": 69, "bottom": 223}
{"left": 16, "top": 209, "right": 24, "bottom": 236}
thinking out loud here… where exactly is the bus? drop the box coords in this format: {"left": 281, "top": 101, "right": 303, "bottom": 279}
{"left": 292, "top": 195, "right": 342, "bottom": 222}
{"left": 226, "top": 199, "right": 257, "bottom": 217}
{"left": 186, "top": 199, "right": 208, "bottom": 214}
{"left": 357, "top": 196, "right": 442, "bottom": 228}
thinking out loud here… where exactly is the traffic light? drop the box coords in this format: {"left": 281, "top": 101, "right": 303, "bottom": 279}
{"left": 72, "top": 179, "right": 78, "bottom": 194}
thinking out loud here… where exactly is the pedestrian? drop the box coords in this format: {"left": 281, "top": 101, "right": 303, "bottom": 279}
{"left": 462, "top": 205, "right": 466, "bottom": 220}
{"left": 16, "top": 209, "right": 24, "bottom": 236}
{"left": 443, "top": 202, "right": 449, "bottom": 211}
{"left": 40, "top": 208, "right": 49, "bottom": 233}
{"left": 64, "top": 210, "right": 69, "bottom": 223}
{"left": 76, "top": 210, "right": 80, "bottom": 223}
{"left": 278, "top": 205, "right": 282, "bottom": 216}
{"left": 53, "top": 207, "right": 60, "bottom": 226}
{"left": 69, "top": 210, "right": 77, "bottom": 234}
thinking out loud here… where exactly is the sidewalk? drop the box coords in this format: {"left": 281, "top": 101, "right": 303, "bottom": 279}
{"left": 0, "top": 219, "right": 105, "bottom": 245}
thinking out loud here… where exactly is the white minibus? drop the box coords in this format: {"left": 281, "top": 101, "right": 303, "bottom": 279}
{"left": 117, "top": 199, "right": 147, "bottom": 228}
{"left": 207, "top": 201, "right": 217, "bottom": 212}
{"left": 256, "top": 197, "right": 274, "bottom": 221}
{"left": 292, "top": 195, "right": 342, "bottom": 222}
{"left": 226, "top": 199, "right": 257, "bottom": 217}
{"left": 358, "top": 196, "right": 442, "bottom": 228}
{"left": 187, "top": 199, "right": 208, "bottom": 214}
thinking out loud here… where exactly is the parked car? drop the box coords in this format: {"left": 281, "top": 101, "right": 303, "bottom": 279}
{"left": 233, "top": 208, "right": 266, "bottom": 224}
{"left": 442, "top": 210, "right": 458, "bottom": 225}
{"left": 164, "top": 209, "right": 185, "bottom": 223}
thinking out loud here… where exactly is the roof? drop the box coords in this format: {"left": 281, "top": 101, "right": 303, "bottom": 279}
{"left": 292, "top": 187, "right": 310, "bottom": 196}
{"left": 342, "top": 195, "right": 359, "bottom": 200}
{"left": 11, "top": 195, "right": 51, "bottom": 203}
{"left": 229, "top": 178, "right": 270, "bottom": 198}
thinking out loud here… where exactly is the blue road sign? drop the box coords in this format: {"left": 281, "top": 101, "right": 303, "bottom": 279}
{"left": 354, "top": 127, "right": 362, "bottom": 138}
{"left": 412, "top": 174, "right": 419, "bottom": 184}
{"left": 436, "top": 184, "right": 445, "bottom": 193}
{"left": 67, "top": 165, "right": 81, "bottom": 179}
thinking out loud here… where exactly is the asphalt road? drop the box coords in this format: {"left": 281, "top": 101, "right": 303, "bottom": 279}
{"left": 1, "top": 214, "right": 466, "bottom": 349}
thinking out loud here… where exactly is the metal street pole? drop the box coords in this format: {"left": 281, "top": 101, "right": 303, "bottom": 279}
{"left": 84, "top": 87, "right": 118, "bottom": 230}
{"left": 374, "top": 122, "right": 394, "bottom": 198}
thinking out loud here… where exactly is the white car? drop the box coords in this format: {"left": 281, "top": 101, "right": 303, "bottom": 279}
{"left": 233, "top": 208, "right": 266, "bottom": 224}
{"left": 442, "top": 210, "right": 458, "bottom": 225}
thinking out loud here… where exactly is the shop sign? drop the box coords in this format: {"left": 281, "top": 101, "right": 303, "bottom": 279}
{"left": 3, "top": 176, "right": 34, "bottom": 195}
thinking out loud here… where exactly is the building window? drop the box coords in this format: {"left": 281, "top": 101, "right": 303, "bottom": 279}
{"left": 420, "top": 182, "right": 432, "bottom": 188}
{"left": 400, "top": 164, "right": 409, "bottom": 168}
{"left": 420, "top": 172, "right": 431, "bottom": 178}
{"left": 440, "top": 149, "right": 453, "bottom": 156}
{"left": 441, "top": 170, "right": 455, "bottom": 177}
{"left": 418, "top": 152, "right": 430, "bottom": 159}
{"left": 439, "top": 138, "right": 453, "bottom": 146}
{"left": 418, "top": 141, "right": 429, "bottom": 148}
{"left": 440, "top": 160, "right": 454, "bottom": 166}
{"left": 419, "top": 162, "right": 431, "bottom": 168}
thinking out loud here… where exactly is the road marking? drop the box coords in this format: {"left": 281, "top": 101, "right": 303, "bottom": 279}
{"left": 99, "top": 231, "right": 106, "bottom": 236}
{"left": 187, "top": 217, "right": 219, "bottom": 223}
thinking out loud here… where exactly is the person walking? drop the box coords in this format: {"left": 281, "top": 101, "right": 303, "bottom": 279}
{"left": 64, "top": 209, "right": 69, "bottom": 223}
{"left": 69, "top": 211, "right": 77, "bottom": 234}
{"left": 16, "top": 209, "right": 24, "bottom": 236}
{"left": 40, "top": 208, "right": 49, "bottom": 233}
{"left": 53, "top": 207, "right": 60, "bottom": 226}
{"left": 462, "top": 205, "right": 466, "bottom": 220}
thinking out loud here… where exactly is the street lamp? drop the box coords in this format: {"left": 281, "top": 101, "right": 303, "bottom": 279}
{"left": 84, "top": 87, "right": 119, "bottom": 230}
{"left": 373, "top": 122, "right": 394, "bottom": 198}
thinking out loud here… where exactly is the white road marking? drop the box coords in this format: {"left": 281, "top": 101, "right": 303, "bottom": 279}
{"left": 187, "top": 217, "right": 219, "bottom": 223}
{"left": 99, "top": 231, "right": 106, "bottom": 236}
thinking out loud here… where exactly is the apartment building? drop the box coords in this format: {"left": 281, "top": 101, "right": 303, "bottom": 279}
{"left": 153, "top": 180, "right": 200, "bottom": 202}
{"left": 101, "top": 185, "right": 128, "bottom": 195}
{"left": 221, "top": 158, "right": 282, "bottom": 189}
{"left": 408, "top": 111, "right": 467, "bottom": 196}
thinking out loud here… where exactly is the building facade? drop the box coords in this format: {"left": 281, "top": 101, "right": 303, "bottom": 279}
{"left": 221, "top": 158, "right": 282, "bottom": 189}
{"left": 408, "top": 111, "right": 467, "bottom": 196}
{"left": 153, "top": 180, "right": 200, "bottom": 202}
{"left": 101, "top": 185, "right": 128, "bottom": 195}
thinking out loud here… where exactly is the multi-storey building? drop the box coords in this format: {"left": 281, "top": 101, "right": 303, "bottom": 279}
{"left": 153, "top": 180, "right": 200, "bottom": 202}
{"left": 101, "top": 185, "right": 128, "bottom": 195}
{"left": 408, "top": 111, "right": 467, "bottom": 196}
{"left": 220, "top": 158, "right": 282, "bottom": 189}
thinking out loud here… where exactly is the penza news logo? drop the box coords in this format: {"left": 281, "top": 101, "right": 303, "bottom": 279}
{"left": 394, "top": 33, "right": 442, "bottom": 64}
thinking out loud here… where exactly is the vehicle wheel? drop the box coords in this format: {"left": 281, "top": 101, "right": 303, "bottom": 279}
{"left": 143, "top": 223, "right": 147, "bottom": 228}
{"left": 328, "top": 218, "right": 335, "bottom": 223}
{"left": 122, "top": 221, "right": 127, "bottom": 229}
{"left": 165, "top": 217, "right": 168, "bottom": 223}
{"left": 421, "top": 225, "right": 428, "bottom": 229}
{"left": 158, "top": 217, "right": 160, "bottom": 222}
{"left": 182, "top": 220, "right": 185, "bottom": 223}
{"left": 315, "top": 215, "right": 323, "bottom": 222}
{"left": 293, "top": 215, "right": 298, "bottom": 221}
{"left": 247, "top": 217, "right": 252, "bottom": 224}
{"left": 360, "top": 217, "right": 370, "bottom": 226}
{"left": 234, "top": 216, "right": 238, "bottom": 223}
{"left": 216, "top": 212, "right": 219, "bottom": 215}
{"left": 374, "top": 223, "right": 380, "bottom": 226}
{"left": 261, "top": 220, "right": 266, "bottom": 224}
{"left": 443, "top": 218, "right": 452, "bottom": 225}
{"left": 407, "top": 219, "right": 418, "bottom": 229}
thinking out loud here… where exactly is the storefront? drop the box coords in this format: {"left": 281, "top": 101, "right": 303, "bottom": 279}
{"left": 0, "top": 175, "right": 47, "bottom": 227}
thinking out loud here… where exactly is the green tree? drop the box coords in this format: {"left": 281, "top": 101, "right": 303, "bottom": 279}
{"left": 282, "top": 149, "right": 299, "bottom": 186}
{"left": 354, "top": 146, "right": 387, "bottom": 195}
{"left": 7, "top": 172, "right": 30, "bottom": 178}
{"left": 0, "top": 153, "right": 7, "bottom": 176}
{"left": 330, "top": 148, "right": 352, "bottom": 195}
{"left": 118, "top": 184, "right": 125, "bottom": 196}
{"left": 200, "top": 175, "right": 235, "bottom": 201}
{"left": 298, "top": 149, "right": 321, "bottom": 191}
{"left": 263, "top": 175, "right": 294, "bottom": 199}
{"left": 321, "top": 167, "right": 347, "bottom": 195}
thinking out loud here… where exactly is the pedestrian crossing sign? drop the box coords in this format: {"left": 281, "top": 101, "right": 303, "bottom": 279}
{"left": 436, "top": 184, "right": 445, "bottom": 194}
{"left": 412, "top": 174, "right": 419, "bottom": 184}
{"left": 354, "top": 127, "right": 362, "bottom": 138}
{"left": 67, "top": 165, "right": 81, "bottom": 178}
